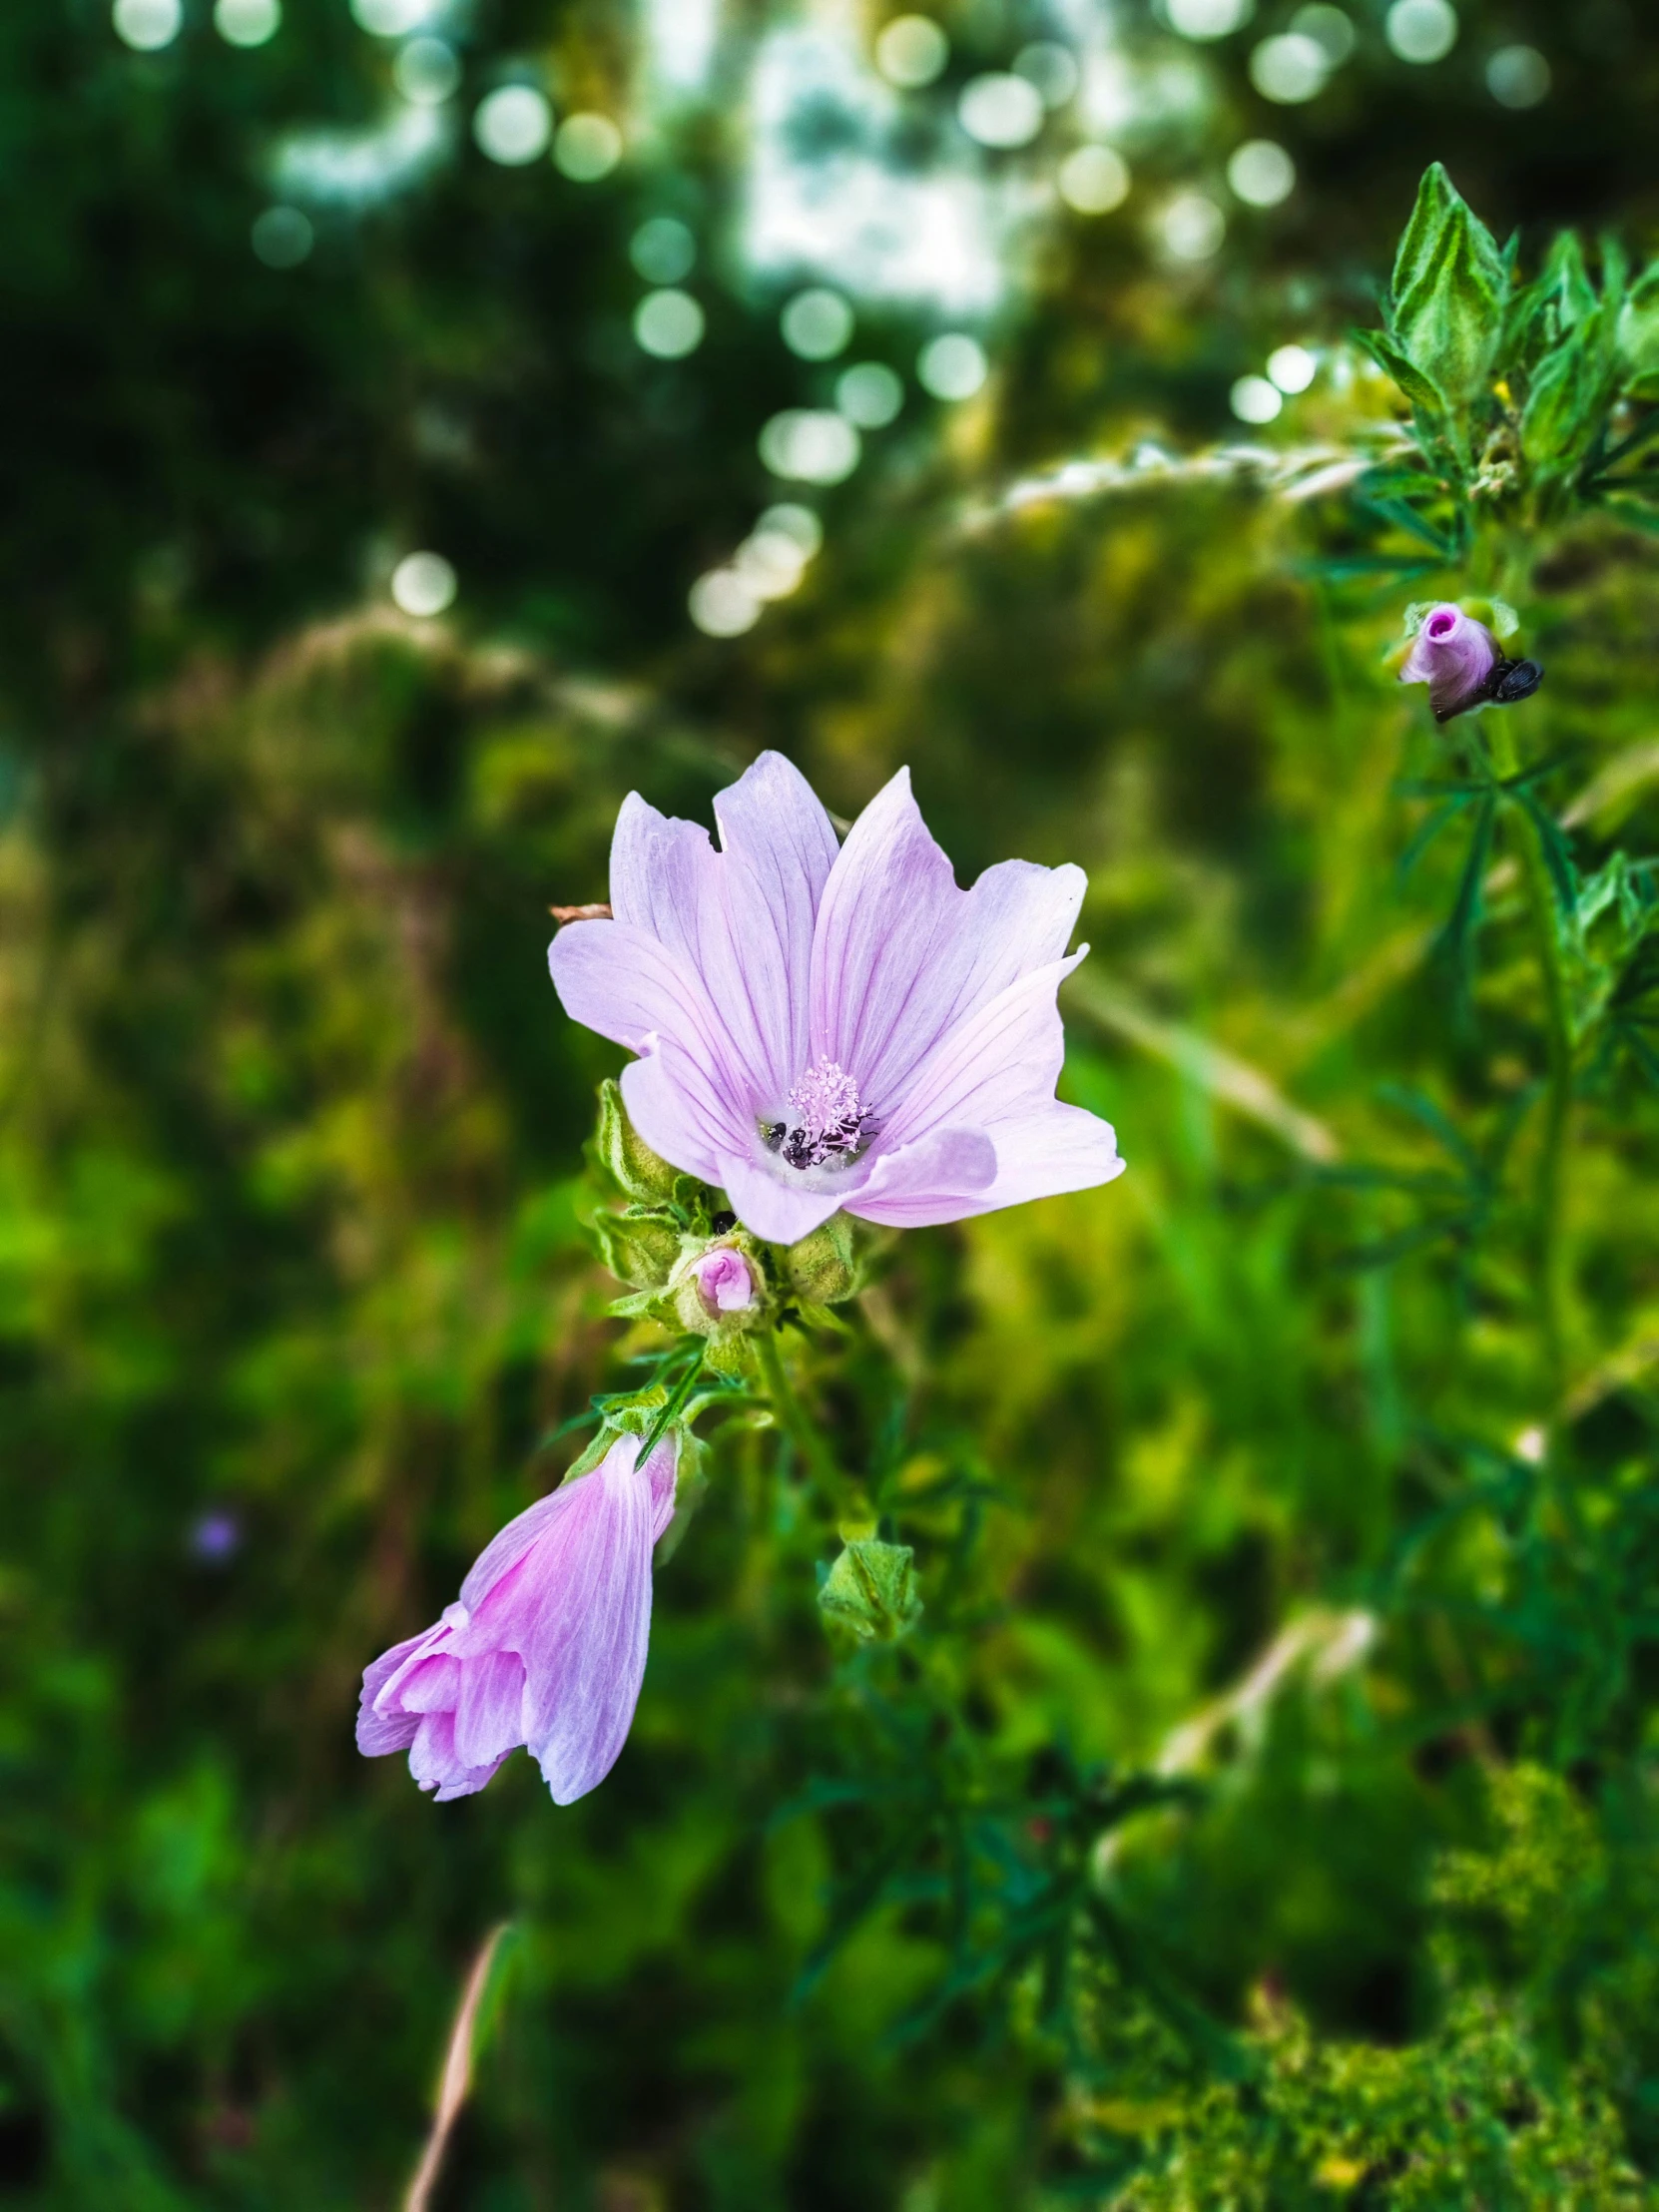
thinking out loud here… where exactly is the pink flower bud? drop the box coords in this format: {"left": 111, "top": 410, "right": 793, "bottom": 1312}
{"left": 689, "top": 1244, "right": 756, "bottom": 1316}
{"left": 1398, "top": 603, "right": 1499, "bottom": 722}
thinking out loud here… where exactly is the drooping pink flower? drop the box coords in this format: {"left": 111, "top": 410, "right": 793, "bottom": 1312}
{"left": 356, "top": 1434, "right": 677, "bottom": 1806}
{"left": 1399, "top": 603, "right": 1499, "bottom": 721}
{"left": 548, "top": 754, "right": 1124, "bottom": 1246}
{"left": 688, "top": 1244, "right": 756, "bottom": 1314}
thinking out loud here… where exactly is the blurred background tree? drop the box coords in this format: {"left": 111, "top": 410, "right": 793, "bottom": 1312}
{"left": 7, "top": 0, "right": 1659, "bottom": 2205}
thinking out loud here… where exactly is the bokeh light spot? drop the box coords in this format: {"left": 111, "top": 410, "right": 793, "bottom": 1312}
{"left": 958, "top": 73, "right": 1045, "bottom": 149}
{"left": 1227, "top": 139, "right": 1296, "bottom": 207}
{"left": 393, "top": 37, "right": 459, "bottom": 106}
{"left": 630, "top": 217, "right": 696, "bottom": 284}
{"left": 1250, "top": 32, "right": 1328, "bottom": 101}
{"left": 874, "top": 14, "right": 948, "bottom": 89}
{"left": 251, "top": 205, "right": 313, "bottom": 268}
{"left": 634, "top": 289, "right": 706, "bottom": 359}
{"left": 758, "top": 503, "right": 823, "bottom": 558}
{"left": 1058, "top": 144, "right": 1130, "bottom": 215}
{"left": 759, "top": 410, "right": 861, "bottom": 483}
{"left": 689, "top": 570, "right": 762, "bottom": 636}
{"left": 1013, "top": 43, "right": 1079, "bottom": 110}
{"left": 916, "top": 333, "right": 988, "bottom": 400}
{"left": 215, "top": 0, "right": 280, "bottom": 47}
{"left": 1167, "top": 0, "right": 1253, "bottom": 37}
{"left": 1487, "top": 44, "right": 1549, "bottom": 107}
{"left": 835, "top": 361, "right": 904, "bottom": 428}
{"left": 1291, "top": 4, "right": 1356, "bottom": 64}
{"left": 1161, "top": 192, "right": 1226, "bottom": 262}
{"left": 1385, "top": 0, "right": 1457, "bottom": 63}
{"left": 1231, "top": 374, "right": 1283, "bottom": 423}
{"left": 391, "top": 551, "right": 457, "bottom": 617}
{"left": 735, "top": 530, "right": 809, "bottom": 599}
{"left": 114, "top": 0, "right": 182, "bottom": 51}
{"left": 473, "top": 86, "right": 553, "bottom": 166}
{"left": 1268, "top": 342, "right": 1318, "bottom": 393}
{"left": 781, "top": 288, "right": 853, "bottom": 361}
{"left": 555, "top": 114, "right": 623, "bottom": 180}
{"left": 350, "top": 0, "right": 433, "bottom": 34}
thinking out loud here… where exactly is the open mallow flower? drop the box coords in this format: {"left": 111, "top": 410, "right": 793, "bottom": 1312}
{"left": 1400, "top": 603, "right": 1543, "bottom": 724}
{"left": 548, "top": 754, "right": 1124, "bottom": 1245}
{"left": 356, "top": 1433, "right": 677, "bottom": 1806}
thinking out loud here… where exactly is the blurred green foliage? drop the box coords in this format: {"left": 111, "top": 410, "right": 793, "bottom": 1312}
{"left": 9, "top": 0, "right": 1659, "bottom": 2206}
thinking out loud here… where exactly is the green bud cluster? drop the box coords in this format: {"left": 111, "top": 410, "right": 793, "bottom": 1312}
{"left": 1358, "top": 161, "right": 1659, "bottom": 533}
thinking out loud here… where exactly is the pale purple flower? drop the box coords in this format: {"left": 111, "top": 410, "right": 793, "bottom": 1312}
{"left": 1399, "top": 603, "right": 1499, "bottom": 722}
{"left": 356, "top": 1434, "right": 677, "bottom": 1806}
{"left": 688, "top": 1244, "right": 756, "bottom": 1315}
{"left": 548, "top": 754, "right": 1124, "bottom": 1246}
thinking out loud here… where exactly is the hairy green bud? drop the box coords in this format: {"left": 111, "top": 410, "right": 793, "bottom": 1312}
{"left": 783, "top": 1213, "right": 858, "bottom": 1306}
{"left": 818, "top": 1537, "right": 922, "bottom": 1643}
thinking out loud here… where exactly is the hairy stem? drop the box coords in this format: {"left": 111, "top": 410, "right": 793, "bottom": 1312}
{"left": 1486, "top": 720, "right": 1573, "bottom": 1392}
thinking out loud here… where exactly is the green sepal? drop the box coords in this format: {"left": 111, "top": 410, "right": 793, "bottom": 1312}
{"left": 592, "top": 1078, "right": 681, "bottom": 1207}
{"left": 817, "top": 1537, "right": 923, "bottom": 1643}
{"left": 591, "top": 1205, "right": 683, "bottom": 1290}
{"left": 1356, "top": 327, "right": 1447, "bottom": 420}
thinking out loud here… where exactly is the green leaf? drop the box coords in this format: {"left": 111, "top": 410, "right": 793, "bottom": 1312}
{"left": 1522, "top": 296, "right": 1621, "bottom": 481}
{"left": 1617, "top": 258, "right": 1659, "bottom": 399}
{"left": 1388, "top": 166, "right": 1508, "bottom": 411}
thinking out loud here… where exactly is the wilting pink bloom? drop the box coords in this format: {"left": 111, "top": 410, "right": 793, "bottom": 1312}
{"left": 688, "top": 1244, "right": 756, "bottom": 1315}
{"left": 356, "top": 1434, "right": 677, "bottom": 1806}
{"left": 1399, "top": 604, "right": 1499, "bottom": 722}
{"left": 549, "top": 754, "right": 1124, "bottom": 1245}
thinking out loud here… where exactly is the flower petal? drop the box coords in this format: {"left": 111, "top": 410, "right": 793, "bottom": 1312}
{"left": 606, "top": 754, "right": 837, "bottom": 1105}
{"left": 356, "top": 1628, "right": 433, "bottom": 1756}
{"left": 844, "top": 1125, "right": 997, "bottom": 1228}
{"left": 619, "top": 1050, "right": 744, "bottom": 1188}
{"left": 716, "top": 1153, "right": 849, "bottom": 1245}
{"left": 453, "top": 1648, "right": 529, "bottom": 1771}
{"left": 546, "top": 917, "right": 741, "bottom": 1086}
{"left": 959, "top": 1104, "right": 1124, "bottom": 1216}
{"left": 713, "top": 752, "right": 840, "bottom": 1086}
{"left": 874, "top": 951, "right": 1085, "bottom": 1153}
{"left": 518, "top": 1436, "right": 671, "bottom": 1806}
{"left": 810, "top": 768, "right": 1086, "bottom": 1113}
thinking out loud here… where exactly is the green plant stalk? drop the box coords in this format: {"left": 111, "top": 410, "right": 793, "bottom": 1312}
{"left": 1484, "top": 717, "right": 1573, "bottom": 1393}
{"left": 753, "top": 1327, "right": 865, "bottom": 1525}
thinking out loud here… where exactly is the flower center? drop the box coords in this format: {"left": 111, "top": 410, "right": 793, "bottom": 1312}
{"left": 767, "top": 1057, "right": 869, "bottom": 1172}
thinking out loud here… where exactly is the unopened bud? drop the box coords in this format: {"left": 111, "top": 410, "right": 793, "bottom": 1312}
{"left": 818, "top": 1537, "right": 922, "bottom": 1643}
{"left": 671, "top": 1237, "right": 767, "bottom": 1339}
{"left": 688, "top": 1245, "right": 756, "bottom": 1316}
{"left": 1399, "top": 601, "right": 1542, "bottom": 724}
{"left": 783, "top": 1212, "right": 858, "bottom": 1306}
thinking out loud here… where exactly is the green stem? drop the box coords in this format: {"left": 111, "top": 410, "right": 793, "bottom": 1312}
{"left": 754, "top": 1329, "right": 865, "bottom": 1524}
{"left": 1485, "top": 721, "right": 1572, "bottom": 1392}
